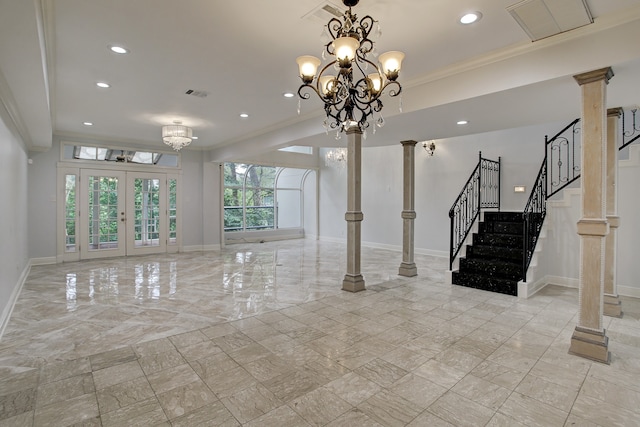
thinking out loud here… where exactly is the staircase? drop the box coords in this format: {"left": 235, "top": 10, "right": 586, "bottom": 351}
{"left": 452, "top": 211, "right": 524, "bottom": 296}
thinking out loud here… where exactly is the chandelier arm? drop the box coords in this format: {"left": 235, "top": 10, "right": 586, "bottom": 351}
{"left": 327, "top": 17, "right": 343, "bottom": 40}
{"left": 297, "top": 84, "right": 321, "bottom": 101}
{"left": 381, "top": 80, "right": 402, "bottom": 97}
{"left": 357, "top": 15, "right": 375, "bottom": 41}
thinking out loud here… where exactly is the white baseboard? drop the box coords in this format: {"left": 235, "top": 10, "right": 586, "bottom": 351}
{"left": 30, "top": 256, "right": 57, "bottom": 266}
{"left": 618, "top": 285, "right": 640, "bottom": 298}
{"left": 517, "top": 275, "right": 549, "bottom": 299}
{"left": 183, "top": 244, "right": 222, "bottom": 252}
{"left": 0, "top": 262, "right": 31, "bottom": 340}
{"left": 445, "top": 270, "right": 453, "bottom": 285}
{"left": 546, "top": 275, "right": 580, "bottom": 288}
{"left": 415, "top": 248, "right": 448, "bottom": 259}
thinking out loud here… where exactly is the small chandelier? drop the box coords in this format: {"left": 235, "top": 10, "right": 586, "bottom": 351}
{"left": 296, "top": 0, "right": 405, "bottom": 137}
{"left": 325, "top": 147, "right": 348, "bottom": 169}
{"left": 162, "top": 120, "right": 192, "bottom": 151}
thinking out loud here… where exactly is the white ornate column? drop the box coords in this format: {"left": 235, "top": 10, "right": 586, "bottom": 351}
{"left": 399, "top": 140, "right": 418, "bottom": 277}
{"left": 569, "top": 67, "right": 613, "bottom": 364}
{"left": 604, "top": 107, "right": 623, "bottom": 317}
{"left": 342, "top": 126, "right": 365, "bottom": 292}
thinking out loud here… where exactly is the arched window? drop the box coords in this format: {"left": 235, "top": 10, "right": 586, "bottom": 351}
{"left": 223, "top": 163, "right": 314, "bottom": 237}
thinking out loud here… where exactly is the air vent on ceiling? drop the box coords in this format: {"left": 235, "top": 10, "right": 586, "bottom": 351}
{"left": 302, "top": 2, "right": 344, "bottom": 22}
{"left": 185, "top": 89, "right": 209, "bottom": 98}
{"left": 507, "top": 0, "right": 593, "bottom": 42}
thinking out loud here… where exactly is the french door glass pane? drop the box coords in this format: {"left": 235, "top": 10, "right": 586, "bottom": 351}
{"left": 88, "top": 176, "right": 119, "bottom": 250}
{"left": 65, "top": 174, "right": 76, "bottom": 252}
{"left": 134, "top": 178, "right": 161, "bottom": 247}
{"left": 169, "top": 178, "right": 177, "bottom": 243}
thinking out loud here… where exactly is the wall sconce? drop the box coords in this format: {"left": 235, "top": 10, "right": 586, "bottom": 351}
{"left": 422, "top": 141, "right": 436, "bottom": 156}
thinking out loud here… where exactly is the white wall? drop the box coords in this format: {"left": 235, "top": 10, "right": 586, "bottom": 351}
{"left": 180, "top": 150, "right": 205, "bottom": 249}
{"left": 318, "top": 121, "right": 565, "bottom": 255}
{"left": 28, "top": 139, "right": 59, "bottom": 259}
{"left": 0, "top": 106, "right": 30, "bottom": 335}
{"left": 614, "top": 144, "right": 640, "bottom": 296}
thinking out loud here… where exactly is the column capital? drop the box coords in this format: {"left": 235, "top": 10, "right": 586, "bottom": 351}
{"left": 607, "top": 107, "right": 623, "bottom": 118}
{"left": 400, "top": 140, "right": 418, "bottom": 147}
{"left": 573, "top": 67, "right": 614, "bottom": 86}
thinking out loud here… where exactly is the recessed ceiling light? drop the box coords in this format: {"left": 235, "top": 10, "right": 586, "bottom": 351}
{"left": 460, "top": 12, "right": 482, "bottom": 24}
{"left": 283, "top": 92, "right": 295, "bottom": 98}
{"left": 96, "top": 82, "right": 110, "bottom": 88}
{"left": 457, "top": 120, "right": 469, "bottom": 125}
{"left": 240, "top": 113, "right": 249, "bottom": 118}
{"left": 83, "top": 122, "right": 93, "bottom": 126}
{"left": 109, "top": 45, "right": 129, "bottom": 54}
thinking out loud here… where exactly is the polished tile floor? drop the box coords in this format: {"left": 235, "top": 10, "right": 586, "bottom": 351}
{"left": 1, "top": 239, "right": 640, "bottom": 426}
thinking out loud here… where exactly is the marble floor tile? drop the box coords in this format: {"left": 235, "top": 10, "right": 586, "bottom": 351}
{"left": 171, "top": 399, "right": 239, "bottom": 427}
{"left": 33, "top": 392, "right": 99, "bottom": 427}
{"left": 222, "top": 384, "right": 283, "bottom": 424}
{"left": 156, "top": 379, "right": 217, "bottom": 419}
{"left": 2, "top": 240, "right": 640, "bottom": 425}
{"left": 357, "top": 389, "right": 423, "bottom": 427}
{"left": 323, "top": 372, "right": 382, "bottom": 406}
{"left": 427, "top": 390, "right": 495, "bottom": 427}
{"left": 95, "top": 376, "right": 154, "bottom": 414}
{"left": 451, "top": 374, "right": 511, "bottom": 411}
{"left": 290, "top": 386, "right": 353, "bottom": 426}
{"left": 91, "top": 360, "right": 144, "bottom": 390}
{"left": 498, "top": 392, "right": 568, "bottom": 427}
{"left": 35, "top": 372, "right": 95, "bottom": 408}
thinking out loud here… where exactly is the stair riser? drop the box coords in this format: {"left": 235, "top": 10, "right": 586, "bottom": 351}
{"left": 466, "top": 245, "right": 522, "bottom": 261}
{"left": 483, "top": 212, "right": 523, "bottom": 222}
{"left": 479, "top": 222, "right": 523, "bottom": 235}
{"left": 452, "top": 271, "right": 517, "bottom": 296}
{"left": 473, "top": 233, "right": 522, "bottom": 248}
{"left": 459, "top": 258, "right": 523, "bottom": 281}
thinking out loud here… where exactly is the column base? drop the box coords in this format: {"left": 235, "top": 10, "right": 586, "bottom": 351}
{"left": 342, "top": 274, "right": 365, "bottom": 293}
{"left": 569, "top": 326, "right": 610, "bottom": 364}
{"left": 398, "top": 262, "right": 417, "bottom": 277}
{"left": 604, "top": 294, "right": 623, "bottom": 318}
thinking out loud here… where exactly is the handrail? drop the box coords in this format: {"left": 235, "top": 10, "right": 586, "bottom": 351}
{"left": 521, "top": 118, "right": 581, "bottom": 281}
{"left": 621, "top": 108, "right": 640, "bottom": 150}
{"left": 449, "top": 151, "right": 500, "bottom": 270}
{"left": 546, "top": 118, "right": 581, "bottom": 198}
{"left": 522, "top": 160, "right": 547, "bottom": 280}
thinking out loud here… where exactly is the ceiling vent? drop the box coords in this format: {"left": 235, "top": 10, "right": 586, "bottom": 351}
{"left": 507, "top": 0, "right": 593, "bottom": 41}
{"left": 302, "top": 2, "right": 344, "bottom": 23}
{"left": 185, "top": 89, "right": 209, "bottom": 98}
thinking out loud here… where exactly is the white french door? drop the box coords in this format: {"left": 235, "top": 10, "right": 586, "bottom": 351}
{"left": 79, "top": 169, "right": 127, "bottom": 259}
{"left": 73, "top": 169, "right": 178, "bottom": 260}
{"left": 126, "top": 173, "right": 166, "bottom": 256}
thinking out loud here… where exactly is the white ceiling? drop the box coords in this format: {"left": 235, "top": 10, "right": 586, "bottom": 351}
{"left": 1, "top": 0, "right": 640, "bottom": 157}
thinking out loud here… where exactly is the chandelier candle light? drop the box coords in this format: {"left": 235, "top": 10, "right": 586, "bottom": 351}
{"left": 296, "top": 0, "right": 405, "bottom": 137}
{"left": 162, "top": 121, "right": 193, "bottom": 151}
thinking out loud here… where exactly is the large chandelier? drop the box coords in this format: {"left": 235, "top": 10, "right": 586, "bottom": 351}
{"left": 162, "top": 121, "right": 192, "bottom": 151}
{"left": 296, "top": 0, "right": 405, "bottom": 137}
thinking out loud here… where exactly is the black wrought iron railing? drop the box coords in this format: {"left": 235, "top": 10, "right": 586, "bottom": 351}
{"left": 521, "top": 118, "right": 581, "bottom": 281}
{"left": 547, "top": 118, "right": 581, "bottom": 198}
{"left": 621, "top": 108, "right": 640, "bottom": 150}
{"left": 522, "top": 160, "right": 547, "bottom": 280}
{"left": 449, "top": 152, "right": 500, "bottom": 269}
